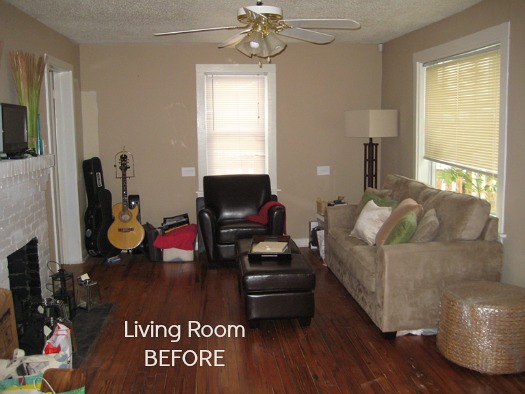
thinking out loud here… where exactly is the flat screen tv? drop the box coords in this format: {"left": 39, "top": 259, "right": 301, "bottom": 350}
{"left": 0, "top": 103, "right": 28, "bottom": 157}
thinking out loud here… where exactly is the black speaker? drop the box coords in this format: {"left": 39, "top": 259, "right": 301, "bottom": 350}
{"left": 129, "top": 194, "right": 141, "bottom": 223}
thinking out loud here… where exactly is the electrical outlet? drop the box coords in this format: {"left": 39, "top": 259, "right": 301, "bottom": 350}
{"left": 181, "top": 167, "right": 196, "bottom": 177}
{"left": 317, "top": 166, "right": 330, "bottom": 176}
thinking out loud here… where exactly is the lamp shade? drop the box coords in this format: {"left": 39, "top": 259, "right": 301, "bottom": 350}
{"left": 345, "top": 110, "right": 398, "bottom": 138}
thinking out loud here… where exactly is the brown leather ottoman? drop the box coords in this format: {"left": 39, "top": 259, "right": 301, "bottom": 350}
{"left": 236, "top": 238, "right": 315, "bottom": 328}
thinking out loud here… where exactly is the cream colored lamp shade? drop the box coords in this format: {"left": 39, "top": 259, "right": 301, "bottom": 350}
{"left": 345, "top": 109, "right": 398, "bottom": 189}
{"left": 345, "top": 110, "right": 398, "bottom": 138}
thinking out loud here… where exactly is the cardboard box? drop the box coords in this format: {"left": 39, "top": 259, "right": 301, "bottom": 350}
{"left": 0, "top": 288, "right": 19, "bottom": 359}
{"left": 316, "top": 198, "right": 328, "bottom": 215}
{"left": 163, "top": 248, "right": 194, "bottom": 262}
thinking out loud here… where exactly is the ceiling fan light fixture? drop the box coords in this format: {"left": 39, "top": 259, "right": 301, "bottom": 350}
{"left": 235, "top": 30, "right": 286, "bottom": 59}
{"left": 236, "top": 31, "right": 263, "bottom": 57}
{"left": 264, "top": 31, "right": 286, "bottom": 56}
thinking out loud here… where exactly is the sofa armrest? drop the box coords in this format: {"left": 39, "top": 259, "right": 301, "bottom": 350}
{"left": 325, "top": 204, "right": 358, "bottom": 232}
{"left": 375, "top": 240, "right": 503, "bottom": 332}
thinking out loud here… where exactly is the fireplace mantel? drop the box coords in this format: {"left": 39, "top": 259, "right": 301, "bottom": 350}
{"left": 0, "top": 155, "right": 55, "bottom": 180}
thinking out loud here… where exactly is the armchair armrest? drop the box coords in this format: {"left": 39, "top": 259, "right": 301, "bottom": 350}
{"left": 375, "top": 240, "right": 503, "bottom": 332}
{"left": 267, "top": 205, "right": 286, "bottom": 235}
{"left": 198, "top": 207, "right": 218, "bottom": 261}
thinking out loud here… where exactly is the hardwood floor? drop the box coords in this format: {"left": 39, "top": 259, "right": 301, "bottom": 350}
{"left": 69, "top": 250, "right": 525, "bottom": 393}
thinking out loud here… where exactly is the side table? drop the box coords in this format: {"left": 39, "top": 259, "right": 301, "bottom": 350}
{"left": 437, "top": 281, "right": 525, "bottom": 374}
{"left": 309, "top": 214, "right": 324, "bottom": 253}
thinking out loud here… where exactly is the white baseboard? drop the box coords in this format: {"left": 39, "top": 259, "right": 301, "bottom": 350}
{"left": 294, "top": 237, "right": 309, "bottom": 247}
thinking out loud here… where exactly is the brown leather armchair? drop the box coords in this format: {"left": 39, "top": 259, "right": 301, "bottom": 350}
{"left": 198, "top": 174, "right": 285, "bottom": 263}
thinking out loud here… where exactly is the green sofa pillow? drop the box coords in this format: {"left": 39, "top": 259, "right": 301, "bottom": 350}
{"left": 376, "top": 198, "right": 423, "bottom": 246}
{"left": 356, "top": 188, "right": 398, "bottom": 216}
{"left": 384, "top": 211, "right": 418, "bottom": 245}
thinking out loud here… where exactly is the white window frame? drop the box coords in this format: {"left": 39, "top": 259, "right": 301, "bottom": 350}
{"left": 196, "top": 64, "right": 277, "bottom": 195}
{"left": 414, "top": 22, "right": 510, "bottom": 231}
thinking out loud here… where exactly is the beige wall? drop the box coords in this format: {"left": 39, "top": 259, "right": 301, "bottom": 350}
{"left": 0, "top": 2, "right": 83, "bottom": 261}
{"left": 79, "top": 43, "right": 382, "bottom": 241}
{"left": 381, "top": 0, "right": 525, "bottom": 286}
{"left": 0, "top": 2, "right": 81, "bottom": 136}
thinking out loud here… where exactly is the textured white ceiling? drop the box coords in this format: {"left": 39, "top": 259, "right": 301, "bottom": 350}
{"left": 6, "top": 0, "right": 482, "bottom": 45}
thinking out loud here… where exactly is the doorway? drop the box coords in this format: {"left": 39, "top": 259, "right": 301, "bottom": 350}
{"left": 44, "top": 55, "right": 83, "bottom": 265}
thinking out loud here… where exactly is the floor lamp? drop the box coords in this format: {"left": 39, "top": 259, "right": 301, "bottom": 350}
{"left": 345, "top": 110, "right": 398, "bottom": 190}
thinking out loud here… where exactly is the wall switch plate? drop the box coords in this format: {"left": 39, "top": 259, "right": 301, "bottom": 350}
{"left": 181, "top": 167, "right": 196, "bottom": 177}
{"left": 317, "top": 166, "right": 330, "bottom": 176}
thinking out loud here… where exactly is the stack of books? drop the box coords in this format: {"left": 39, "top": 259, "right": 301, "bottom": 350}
{"left": 161, "top": 213, "right": 189, "bottom": 232}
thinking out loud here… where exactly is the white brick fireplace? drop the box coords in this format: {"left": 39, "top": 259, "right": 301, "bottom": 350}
{"left": 0, "top": 155, "right": 55, "bottom": 293}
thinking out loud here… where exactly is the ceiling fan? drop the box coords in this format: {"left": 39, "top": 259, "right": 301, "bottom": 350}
{"left": 155, "top": 1, "right": 360, "bottom": 61}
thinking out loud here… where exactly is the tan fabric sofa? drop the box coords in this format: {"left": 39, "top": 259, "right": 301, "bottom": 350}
{"left": 325, "top": 174, "right": 503, "bottom": 334}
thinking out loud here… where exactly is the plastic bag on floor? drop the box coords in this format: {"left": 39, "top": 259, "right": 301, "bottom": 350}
{"left": 43, "top": 322, "right": 72, "bottom": 366}
{"left": 0, "top": 348, "right": 71, "bottom": 381}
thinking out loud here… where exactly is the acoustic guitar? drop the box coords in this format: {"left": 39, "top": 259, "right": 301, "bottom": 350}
{"left": 107, "top": 153, "right": 145, "bottom": 250}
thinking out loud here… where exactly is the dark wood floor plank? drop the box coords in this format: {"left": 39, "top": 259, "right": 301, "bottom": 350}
{"left": 292, "top": 319, "right": 345, "bottom": 393}
{"left": 66, "top": 249, "right": 525, "bottom": 393}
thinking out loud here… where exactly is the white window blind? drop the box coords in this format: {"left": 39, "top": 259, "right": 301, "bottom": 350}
{"left": 205, "top": 74, "right": 266, "bottom": 175}
{"left": 424, "top": 46, "right": 501, "bottom": 175}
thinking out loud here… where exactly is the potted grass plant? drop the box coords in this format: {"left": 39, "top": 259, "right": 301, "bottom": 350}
{"left": 9, "top": 51, "right": 46, "bottom": 153}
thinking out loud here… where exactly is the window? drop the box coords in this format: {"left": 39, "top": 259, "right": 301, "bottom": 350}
{"left": 196, "top": 64, "right": 277, "bottom": 193}
{"left": 415, "top": 23, "right": 509, "bottom": 228}
{"left": 425, "top": 47, "right": 500, "bottom": 212}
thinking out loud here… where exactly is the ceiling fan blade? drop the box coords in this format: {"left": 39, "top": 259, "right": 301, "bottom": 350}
{"left": 218, "top": 30, "right": 251, "bottom": 48}
{"left": 155, "top": 26, "right": 242, "bottom": 37}
{"left": 278, "top": 28, "right": 335, "bottom": 45}
{"left": 282, "top": 19, "right": 361, "bottom": 30}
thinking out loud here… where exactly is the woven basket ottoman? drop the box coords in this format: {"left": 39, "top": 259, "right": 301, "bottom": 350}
{"left": 437, "top": 281, "right": 525, "bottom": 374}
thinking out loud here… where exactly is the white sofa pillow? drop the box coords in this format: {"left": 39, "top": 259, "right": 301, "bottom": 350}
{"left": 350, "top": 200, "right": 393, "bottom": 245}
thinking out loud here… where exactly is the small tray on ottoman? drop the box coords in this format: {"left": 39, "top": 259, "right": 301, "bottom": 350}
{"left": 248, "top": 235, "right": 292, "bottom": 261}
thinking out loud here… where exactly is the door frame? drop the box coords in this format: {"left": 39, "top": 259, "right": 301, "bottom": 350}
{"left": 44, "top": 55, "right": 83, "bottom": 265}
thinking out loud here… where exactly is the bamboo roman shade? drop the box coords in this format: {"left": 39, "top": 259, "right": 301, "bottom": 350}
{"left": 205, "top": 74, "right": 266, "bottom": 175}
{"left": 424, "top": 46, "right": 501, "bottom": 175}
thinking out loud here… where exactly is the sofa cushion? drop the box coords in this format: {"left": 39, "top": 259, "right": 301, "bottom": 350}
{"left": 411, "top": 208, "right": 440, "bottom": 243}
{"left": 329, "top": 227, "right": 367, "bottom": 248}
{"left": 382, "top": 174, "right": 429, "bottom": 202}
{"left": 351, "top": 200, "right": 392, "bottom": 245}
{"left": 328, "top": 227, "right": 368, "bottom": 265}
{"left": 375, "top": 198, "right": 423, "bottom": 246}
{"left": 217, "top": 219, "right": 269, "bottom": 243}
{"left": 419, "top": 189, "right": 491, "bottom": 241}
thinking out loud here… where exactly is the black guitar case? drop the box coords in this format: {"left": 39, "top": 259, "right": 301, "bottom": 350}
{"left": 83, "top": 157, "right": 119, "bottom": 257}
